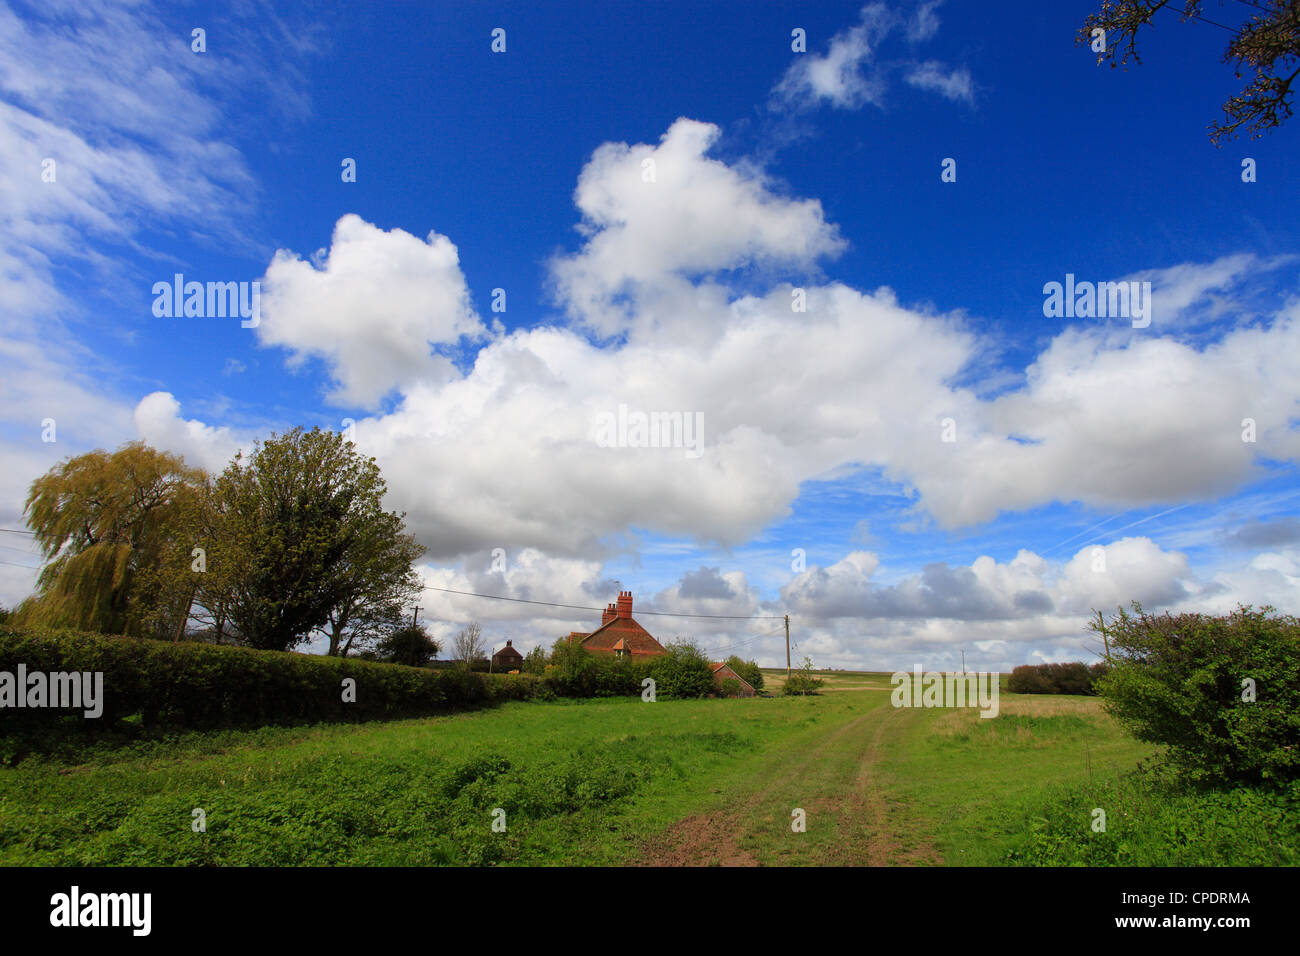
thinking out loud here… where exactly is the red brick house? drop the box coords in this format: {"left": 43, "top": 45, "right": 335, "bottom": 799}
{"left": 568, "top": 591, "right": 666, "bottom": 659}
{"left": 711, "top": 661, "right": 756, "bottom": 697}
{"left": 492, "top": 640, "right": 524, "bottom": 671}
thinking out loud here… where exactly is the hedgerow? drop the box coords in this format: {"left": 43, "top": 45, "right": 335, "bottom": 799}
{"left": 0, "top": 625, "right": 541, "bottom": 735}
{"left": 1007, "top": 661, "right": 1109, "bottom": 695}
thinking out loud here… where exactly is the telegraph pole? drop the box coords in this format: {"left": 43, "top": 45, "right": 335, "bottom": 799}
{"left": 961, "top": 650, "right": 966, "bottom": 674}
{"left": 785, "top": 614, "right": 791, "bottom": 680}
{"left": 412, "top": 606, "right": 421, "bottom": 627}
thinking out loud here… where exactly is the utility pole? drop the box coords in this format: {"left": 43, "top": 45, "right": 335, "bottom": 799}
{"left": 412, "top": 605, "right": 421, "bottom": 627}
{"left": 785, "top": 614, "right": 791, "bottom": 681}
{"left": 961, "top": 649, "right": 966, "bottom": 674}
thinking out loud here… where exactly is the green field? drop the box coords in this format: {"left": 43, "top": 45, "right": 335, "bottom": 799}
{"left": 1, "top": 674, "right": 1295, "bottom": 865}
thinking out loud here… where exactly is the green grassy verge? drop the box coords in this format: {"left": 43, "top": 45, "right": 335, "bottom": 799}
{"left": 3, "top": 684, "right": 1292, "bottom": 865}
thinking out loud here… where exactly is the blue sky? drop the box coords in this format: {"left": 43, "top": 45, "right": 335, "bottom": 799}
{"left": 2, "top": 0, "right": 1298, "bottom": 670}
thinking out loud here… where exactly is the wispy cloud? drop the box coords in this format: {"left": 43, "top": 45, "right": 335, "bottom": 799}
{"left": 771, "top": 2, "right": 975, "bottom": 112}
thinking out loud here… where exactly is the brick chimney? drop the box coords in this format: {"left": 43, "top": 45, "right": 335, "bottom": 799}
{"left": 616, "top": 591, "right": 633, "bottom": 620}
{"left": 505, "top": 640, "right": 513, "bottom": 647}
{"left": 601, "top": 603, "right": 616, "bottom": 625}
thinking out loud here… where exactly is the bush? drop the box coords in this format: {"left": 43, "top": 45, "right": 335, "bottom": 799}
{"left": 542, "top": 642, "right": 650, "bottom": 698}
{"left": 648, "top": 641, "right": 715, "bottom": 699}
{"left": 0, "top": 624, "right": 527, "bottom": 735}
{"left": 1093, "top": 604, "right": 1300, "bottom": 783}
{"left": 782, "top": 656, "right": 825, "bottom": 696}
{"left": 1008, "top": 661, "right": 1107, "bottom": 695}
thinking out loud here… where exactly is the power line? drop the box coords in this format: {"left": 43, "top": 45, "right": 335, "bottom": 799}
{"left": 0, "top": 528, "right": 35, "bottom": 536}
{"left": 1153, "top": 1, "right": 1241, "bottom": 31}
{"left": 700, "top": 625, "right": 786, "bottom": 659}
{"left": 0, "top": 558, "right": 39, "bottom": 571}
{"left": 419, "top": 583, "right": 785, "bottom": 620}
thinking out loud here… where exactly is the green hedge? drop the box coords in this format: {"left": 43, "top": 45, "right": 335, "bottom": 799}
{"left": 0, "top": 625, "right": 542, "bottom": 732}
{"left": 1007, "top": 661, "right": 1109, "bottom": 695}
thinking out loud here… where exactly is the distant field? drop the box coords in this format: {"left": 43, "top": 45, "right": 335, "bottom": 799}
{"left": 1, "top": 678, "right": 1292, "bottom": 865}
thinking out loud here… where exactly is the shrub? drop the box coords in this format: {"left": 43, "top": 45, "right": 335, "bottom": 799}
{"left": 541, "top": 641, "right": 649, "bottom": 698}
{"left": 1092, "top": 604, "right": 1300, "bottom": 783}
{"left": 782, "top": 656, "right": 825, "bottom": 696}
{"left": 648, "top": 641, "right": 715, "bottom": 699}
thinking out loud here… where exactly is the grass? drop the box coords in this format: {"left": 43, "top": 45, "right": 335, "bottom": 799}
{"left": 0, "top": 695, "right": 861, "bottom": 865}
{"left": 1, "top": 681, "right": 1293, "bottom": 865}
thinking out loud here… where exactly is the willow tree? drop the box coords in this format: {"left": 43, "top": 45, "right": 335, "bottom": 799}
{"left": 19, "top": 443, "right": 206, "bottom": 635}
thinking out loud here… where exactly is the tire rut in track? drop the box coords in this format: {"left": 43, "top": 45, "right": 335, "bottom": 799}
{"left": 636, "top": 707, "right": 883, "bottom": 867}
{"left": 814, "top": 705, "right": 941, "bottom": 866}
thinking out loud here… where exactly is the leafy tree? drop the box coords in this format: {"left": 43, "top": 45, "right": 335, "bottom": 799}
{"left": 374, "top": 623, "right": 440, "bottom": 667}
{"left": 1079, "top": 0, "right": 1300, "bottom": 144}
{"left": 452, "top": 621, "right": 485, "bottom": 669}
{"left": 314, "top": 508, "right": 424, "bottom": 657}
{"left": 522, "top": 644, "right": 548, "bottom": 674}
{"left": 725, "top": 654, "right": 764, "bottom": 692}
{"left": 19, "top": 444, "right": 205, "bottom": 635}
{"left": 205, "top": 427, "right": 407, "bottom": 652}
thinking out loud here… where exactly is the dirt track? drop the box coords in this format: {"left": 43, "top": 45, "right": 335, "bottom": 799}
{"left": 637, "top": 700, "right": 939, "bottom": 866}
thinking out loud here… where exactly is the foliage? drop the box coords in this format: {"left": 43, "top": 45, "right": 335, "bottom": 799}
{"left": 544, "top": 640, "right": 648, "bottom": 697}
{"left": 1007, "top": 661, "right": 1109, "bottom": 695}
{"left": 203, "top": 427, "right": 411, "bottom": 652}
{"left": 522, "top": 644, "right": 548, "bottom": 675}
{"left": 782, "top": 656, "right": 826, "bottom": 696}
{"left": 0, "top": 624, "right": 537, "bottom": 738}
{"left": 374, "top": 624, "right": 440, "bottom": 668}
{"left": 18, "top": 443, "right": 205, "bottom": 636}
{"left": 1007, "top": 766, "right": 1300, "bottom": 866}
{"left": 1091, "top": 603, "right": 1300, "bottom": 783}
{"left": 1077, "top": 0, "right": 1300, "bottom": 145}
{"left": 316, "top": 506, "right": 424, "bottom": 657}
{"left": 647, "top": 640, "right": 715, "bottom": 699}
{"left": 724, "top": 654, "right": 763, "bottom": 691}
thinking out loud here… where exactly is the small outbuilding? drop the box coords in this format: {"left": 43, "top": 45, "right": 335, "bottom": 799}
{"left": 711, "top": 661, "right": 756, "bottom": 698}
